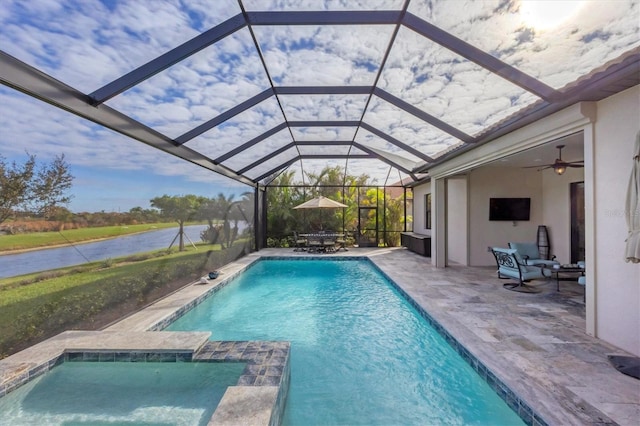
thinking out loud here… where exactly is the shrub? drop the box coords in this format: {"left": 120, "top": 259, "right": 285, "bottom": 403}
{"left": 0, "top": 248, "right": 236, "bottom": 358}
{"left": 266, "top": 237, "right": 290, "bottom": 248}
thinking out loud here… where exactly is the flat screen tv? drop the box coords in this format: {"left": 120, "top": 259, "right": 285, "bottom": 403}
{"left": 489, "top": 198, "right": 531, "bottom": 221}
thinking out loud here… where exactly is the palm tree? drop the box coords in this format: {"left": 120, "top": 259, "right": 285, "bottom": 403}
{"left": 215, "top": 193, "right": 236, "bottom": 249}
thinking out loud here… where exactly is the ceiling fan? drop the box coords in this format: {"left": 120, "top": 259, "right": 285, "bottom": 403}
{"left": 526, "top": 144, "right": 584, "bottom": 175}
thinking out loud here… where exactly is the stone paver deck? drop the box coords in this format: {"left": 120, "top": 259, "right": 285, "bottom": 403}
{"left": 2, "top": 248, "right": 638, "bottom": 425}
{"left": 254, "top": 248, "right": 639, "bottom": 425}
{"left": 363, "top": 248, "right": 639, "bottom": 426}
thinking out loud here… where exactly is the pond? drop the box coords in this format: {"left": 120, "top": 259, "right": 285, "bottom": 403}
{"left": 0, "top": 225, "right": 210, "bottom": 279}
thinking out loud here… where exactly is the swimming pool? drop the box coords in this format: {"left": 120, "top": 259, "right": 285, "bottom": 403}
{"left": 0, "top": 361, "right": 245, "bottom": 425}
{"left": 166, "top": 258, "right": 526, "bottom": 425}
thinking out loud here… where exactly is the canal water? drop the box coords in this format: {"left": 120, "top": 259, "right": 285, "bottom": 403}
{"left": 0, "top": 225, "right": 211, "bottom": 279}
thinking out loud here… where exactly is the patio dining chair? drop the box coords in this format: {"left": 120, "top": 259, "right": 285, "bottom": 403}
{"left": 307, "top": 235, "right": 323, "bottom": 253}
{"left": 322, "top": 238, "right": 336, "bottom": 252}
{"left": 491, "top": 247, "right": 551, "bottom": 293}
{"left": 335, "top": 233, "right": 348, "bottom": 251}
{"left": 293, "top": 231, "right": 307, "bottom": 252}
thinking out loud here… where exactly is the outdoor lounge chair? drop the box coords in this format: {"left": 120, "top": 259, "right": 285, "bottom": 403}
{"left": 508, "top": 242, "right": 559, "bottom": 267}
{"left": 491, "top": 247, "right": 551, "bottom": 293}
{"left": 577, "top": 261, "right": 586, "bottom": 301}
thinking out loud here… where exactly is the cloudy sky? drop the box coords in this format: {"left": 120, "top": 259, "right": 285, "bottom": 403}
{"left": 1, "top": 0, "right": 638, "bottom": 212}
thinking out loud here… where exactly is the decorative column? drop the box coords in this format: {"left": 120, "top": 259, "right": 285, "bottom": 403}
{"left": 432, "top": 178, "right": 447, "bottom": 268}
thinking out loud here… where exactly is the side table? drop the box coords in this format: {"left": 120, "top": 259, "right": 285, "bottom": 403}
{"left": 551, "top": 264, "right": 585, "bottom": 291}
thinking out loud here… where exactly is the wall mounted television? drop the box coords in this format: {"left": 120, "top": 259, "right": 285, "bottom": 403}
{"left": 489, "top": 198, "right": 531, "bottom": 221}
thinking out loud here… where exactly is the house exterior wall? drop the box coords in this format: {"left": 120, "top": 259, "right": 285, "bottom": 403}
{"left": 412, "top": 182, "right": 431, "bottom": 234}
{"left": 416, "top": 86, "right": 639, "bottom": 354}
{"left": 592, "top": 86, "right": 640, "bottom": 355}
{"left": 438, "top": 164, "right": 585, "bottom": 266}
{"left": 447, "top": 176, "right": 468, "bottom": 265}
{"left": 468, "top": 167, "right": 543, "bottom": 266}
{"left": 541, "top": 167, "right": 585, "bottom": 263}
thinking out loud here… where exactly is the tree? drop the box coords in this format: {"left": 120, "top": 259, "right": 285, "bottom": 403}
{"left": 266, "top": 171, "right": 304, "bottom": 240}
{"left": 197, "top": 197, "right": 222, "bottom": 245}
{"left": 198, "top": 192, "right": 254, "bottom": 249}
{"left": 0, "top": 153, "right": 73, "bottom": 225}
{"left": 28, "top": 154, "right": 74, "bottom": 219}
{"left": 128, "top": 206, "right": 161, "bottom": 224}
{"left": 150, "top": 194, "right": 201, "bottom": 251}
{"left": 216, "top": 193, "right": 236, "bottom": 249}
{"left": 0, "top": 154, "right": 35, "bottom": 225}
{"left": 265, "top": 166, "right": 374, "bottom": 243}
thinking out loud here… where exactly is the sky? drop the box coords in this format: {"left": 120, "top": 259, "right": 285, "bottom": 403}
{"left": 0, "top": 0, "right": 638, "bottom": 212}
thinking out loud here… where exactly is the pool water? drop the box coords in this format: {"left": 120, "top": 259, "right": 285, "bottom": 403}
{"left": 0, "top": 361, "right": 245, "bottom": 426}
{"left": 167, "top": 259, "right": 524, "bottom": 425}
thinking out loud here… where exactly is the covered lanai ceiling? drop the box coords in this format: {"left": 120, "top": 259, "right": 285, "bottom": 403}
{"left": 1, "top": 0, "right": 639, "bottom": 187}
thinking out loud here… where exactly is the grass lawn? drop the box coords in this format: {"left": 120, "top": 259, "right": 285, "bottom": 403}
{"left": 0, "top": 240, "right": 247, "bottom": 358}
{"left": 0, "top": 223, "right": 182, "bottom": 252}
{"left": 0, "top": 243, "right": 219, "bottom": 296}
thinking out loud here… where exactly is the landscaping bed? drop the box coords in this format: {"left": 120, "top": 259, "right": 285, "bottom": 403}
{"left": 0, "top": 242, "right": 248, "bottom": 358}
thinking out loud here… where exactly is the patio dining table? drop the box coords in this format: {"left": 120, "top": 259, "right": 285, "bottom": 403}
{"left": 299, "top": 232, "right": 346, "bottom": 252}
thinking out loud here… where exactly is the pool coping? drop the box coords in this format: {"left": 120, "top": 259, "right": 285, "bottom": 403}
{"left": 0, "top": 332, "right": 290, "bottom": 426}
{"left": 0, "top": 253, "right": 289, "bottom": 426}
{"left": 122, "top": 253, "right": 547, "bottom": 425}
{"left": 2, "top": 250, "right": 610, "bottom": 425}
{"left": 0, "top": 253, "right": 544, "bottom": 425}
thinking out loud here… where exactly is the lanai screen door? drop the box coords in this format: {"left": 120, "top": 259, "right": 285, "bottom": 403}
{"left": 358, "top": 207, "right": 378, "bottom": 247}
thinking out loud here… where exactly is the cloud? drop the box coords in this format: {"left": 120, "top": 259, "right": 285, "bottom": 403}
{"left": 222, "top": 129, "right": 294, "bottom": 171}
{"left": 184, "top": 96, "right": 284, "bottom": 158}
{"left": 0, "top": 0, "right": 243, "bottom": 92}
{"left": 1, "top": 0, "right": 638, "bottom": 193}
{"left": 280, "top": 94, "right": 369, "bottom": 121}
{"left": 379, "top": 26, "right": 540, "bottom": 137}
{"left": 253, "top": 24, "right": 394, "bottom": 86}
{"left": 363, "top": 96, "right": 458, "bottom": 157}
{"left": 408, "top": 0, "right": 640, "bottom": 89}
{"left": 0, "top": 88, "right": 248, "bottom": 189}
{"left": 243, "top": 0, "right": 405, "bottom": 11}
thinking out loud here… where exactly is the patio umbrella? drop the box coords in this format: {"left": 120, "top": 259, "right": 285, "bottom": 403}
{"left": 625, "top": 131, "right": 640, "bottom": 263}
{"left": 293, "top": 196, "right": 347, "bottom": 231}
{"left": 293, "top": 196, "right": 348, "bottom": 210}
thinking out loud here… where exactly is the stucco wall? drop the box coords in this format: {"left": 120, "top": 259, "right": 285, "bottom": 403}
{"left": 447, "top": 177, "right": 468, "bottom": 265}
{"left": 593, "top": 86, "right": 640, "bottom": 355}
{"left": 468, "top": 167, "right": 543, "bottom": 266}
{"left": 414, "top": 87, "right": 639, "bottom": 354}
{"left": 541, "top": 167, "right": 585, "bottom": 263}
{"left": 412, "top": 182, "right": 431, "bottom": 234}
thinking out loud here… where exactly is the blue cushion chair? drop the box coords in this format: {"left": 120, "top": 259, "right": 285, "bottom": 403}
{"left": 577, "top": 261, "right": 586, "bottom": 301}
{"left": 508, "top": 242, "right": 559, "bottom": 267}
{"left": 491, "top": 247, "right": 551, "bottom": 293}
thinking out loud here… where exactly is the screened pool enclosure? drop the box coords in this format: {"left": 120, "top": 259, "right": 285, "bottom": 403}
{"left": 2, "top": 1, "right": 638, "bottom": 247}
{"left": 1, "top": 0, "right": 639, "bottom": 381}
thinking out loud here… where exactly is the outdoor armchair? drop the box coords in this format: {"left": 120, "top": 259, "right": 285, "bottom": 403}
{"left": 492, "top": 247, "right": 551, "bottom": 293}
{"left": 508, "top": 242, "right": 559, "bottom": 267}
